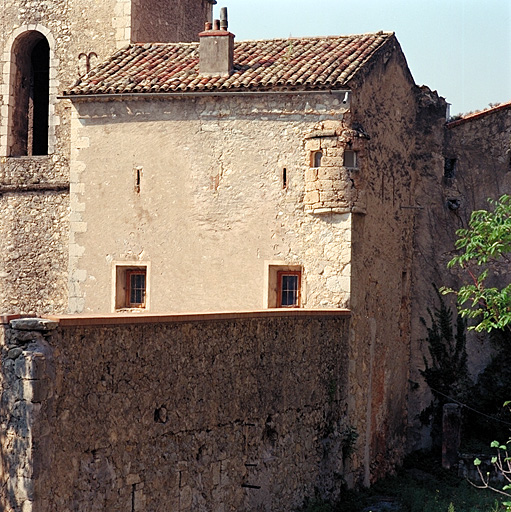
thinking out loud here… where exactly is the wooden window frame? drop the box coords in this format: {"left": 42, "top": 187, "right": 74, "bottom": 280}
{"left": 277, "top": 270, "right": 301, "bottom": 308}
{"left": 126, "top": 269, "right": 147, "bottom": 308}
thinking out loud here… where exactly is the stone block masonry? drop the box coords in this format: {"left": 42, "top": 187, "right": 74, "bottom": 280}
{"left": 0, "top": 189, "right": 68, "bottom": 315}
{"left": 0, "top": 310, "right": 351, "bottom": 512}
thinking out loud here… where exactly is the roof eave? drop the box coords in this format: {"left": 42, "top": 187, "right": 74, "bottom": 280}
{"left": 59, "top": 87, "right": 352, "bottom": 101}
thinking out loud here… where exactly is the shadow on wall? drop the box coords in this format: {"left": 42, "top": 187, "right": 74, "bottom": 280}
{"left": 0, "top": 317, "right": 56, "bottom": 512}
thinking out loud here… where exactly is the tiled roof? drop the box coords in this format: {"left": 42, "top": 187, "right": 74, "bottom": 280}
{"left": 447, "top": 100, "right": 511, "bottom": 128}
{"left": 65, "top": 32, "right": 394, "bottom": 96}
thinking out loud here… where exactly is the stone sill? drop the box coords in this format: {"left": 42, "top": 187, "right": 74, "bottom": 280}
{"left": 2, "top": 155, "right": 52, "bottom": 162}
{"left": 44, "top": 308, "right": 351, "bottom": 327}
{"left": 305, "top": 207, "right": 351, "bottom": 215}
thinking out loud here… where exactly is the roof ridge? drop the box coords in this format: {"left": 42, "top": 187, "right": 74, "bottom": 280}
{"left": 236, "top": 31, "right": 394, "bottom": 42}
{"left": 447, "top": 100, "right": 511, "bottom": 128}
{"left": 129, "top": 32, "right": 395, "bottom": 47}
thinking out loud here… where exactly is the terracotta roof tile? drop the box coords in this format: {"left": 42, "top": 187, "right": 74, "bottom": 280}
{"left": 65, "top": 33, "right": 394, "bottom": 96}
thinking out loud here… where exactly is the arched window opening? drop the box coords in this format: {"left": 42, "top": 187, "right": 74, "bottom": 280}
{"left": 311, "top": 150, "right": 323, "bottom": 168}
{"left": 10, "top": 32, "right": 50, "bottom": 156}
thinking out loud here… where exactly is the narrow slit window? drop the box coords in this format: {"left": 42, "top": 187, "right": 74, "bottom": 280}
{"left": 343, "top": 150, "right": 358, "bottom": 169}
{"left": 282, "top": 167, "right": 287, "bottom": 189}
{"left": 277, "top": 270, "right": 301, "bottom": 308}
{"left": 134, "top": 166, "right": 142, "bottom": 193}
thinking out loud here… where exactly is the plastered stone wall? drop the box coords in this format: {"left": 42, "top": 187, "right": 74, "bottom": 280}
{"left": 407, "top": 104, "right": 511, "bottom": 451}
{"left": 1, "top": 312, "right": 350, "bottom": 512}
{"left": 68, "top": 93, "right": 354, "bottom": 313}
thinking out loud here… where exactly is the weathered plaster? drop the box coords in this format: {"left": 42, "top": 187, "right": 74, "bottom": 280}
{"left": 68, "top": 93, "right": 354, "bottom": 313}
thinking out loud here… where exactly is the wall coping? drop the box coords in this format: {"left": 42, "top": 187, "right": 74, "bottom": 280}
{"left": 43, "top": 309, "right": 351, "bottom": 327}
{"left": 1, "top": 314, "right": 24, "bottom": 325}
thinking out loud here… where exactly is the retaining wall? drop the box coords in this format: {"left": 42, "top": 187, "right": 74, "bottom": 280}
{"left": 0, "top": 310, "right": 350, "bottom": 512}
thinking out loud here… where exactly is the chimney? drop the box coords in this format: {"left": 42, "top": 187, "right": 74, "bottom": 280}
{"left": 199, "top": 7, "right": 234, "bottom": 76}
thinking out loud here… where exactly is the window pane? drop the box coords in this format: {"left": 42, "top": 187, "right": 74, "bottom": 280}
{"left": 281, "top": 275, "right": 298, "bottom": 306}
{"left": 130, "top": 273, "right": 145, "bottom": 305}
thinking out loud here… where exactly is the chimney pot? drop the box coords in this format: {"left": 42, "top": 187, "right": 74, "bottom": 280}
{"left": 220, "top": 7, "right": 228, "bottom": 30}
{"left": 204, "top": 21, "right": 212, "bottom": 31}
{"left": 213, "top": 19, "right": 220, "bottom": 30}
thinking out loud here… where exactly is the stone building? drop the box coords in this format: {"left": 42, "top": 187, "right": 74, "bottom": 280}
{"left": 1, "top": 0, "right": 510, "bottom": 510}
{"left": 407, "top": 101, "right": 511, "bottom": 449}
{"left": 61, "top": 22, "right": 451, "bottom": 486}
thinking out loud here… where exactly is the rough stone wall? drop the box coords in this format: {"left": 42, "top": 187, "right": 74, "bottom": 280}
{"left": 68, "top": 93, "right": 354, "bottom": 313}
{"left": 1, "top": 312, "right": 350, "bottom": 512}
{"left": 407, "top": 104, "right": 511, "bottom": 450}
{"left": 304, "top": 124, "right": 367, "bottom": 215}
{"left": 0, "top": 189, "right": 68, "bottom": 315}
{"left": 0, "top": 317, "right": 57, "bottom": 512}
{"left": 343, "top": 41, "right": 442, "bottom": 483}
{"left": 131, "top": 0, "right": 212, "bottom": 43}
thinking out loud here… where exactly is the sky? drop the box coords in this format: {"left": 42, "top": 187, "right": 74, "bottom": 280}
{"left": 213, "top": 0, "right": 511, "bottom": 116}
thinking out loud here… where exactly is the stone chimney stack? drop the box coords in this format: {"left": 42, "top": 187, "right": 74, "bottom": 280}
{"left": 199, "top": 7, "right": 234, "bottom": 76}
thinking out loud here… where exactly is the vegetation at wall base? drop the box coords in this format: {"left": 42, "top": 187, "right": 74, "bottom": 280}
{"left": 299, "top": 452, "right": 502, "bottom": 512}
{"left": 441, "top": 194, "right": 511, "bottom": 508}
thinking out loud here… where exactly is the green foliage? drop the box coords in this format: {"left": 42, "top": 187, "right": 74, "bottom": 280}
{"left": 441, "top": 196, "right": 511, "bottom": 509}
{"left": 471, "top": 437, "right": 511, "bottom": 512}
{"left": 341, "top": 426, "right": 358, "bottom": 461}
{"left": 442, "top": 195, "right": 511, "bottom": 332}
{"left": 419, "top": 288, "right": 470, "bottom": 444}
{"left": 420, "top": 288, "right": 469, "bottom": 397}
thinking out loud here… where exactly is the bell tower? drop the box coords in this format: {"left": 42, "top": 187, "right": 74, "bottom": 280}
{"left": 0, "top": 0, "right": 214, "bottom": 315}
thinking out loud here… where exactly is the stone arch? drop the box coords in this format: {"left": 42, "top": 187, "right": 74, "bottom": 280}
{"left": 1, "top": 25, "right": 58, "bottom": 157}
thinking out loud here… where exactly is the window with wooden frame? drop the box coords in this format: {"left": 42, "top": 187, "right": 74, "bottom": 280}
{"left": 277, "top": 270, "right": 301, "bottom": 308}
{"left": 114, "top": 264, "right": 149, "bottom": 310}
